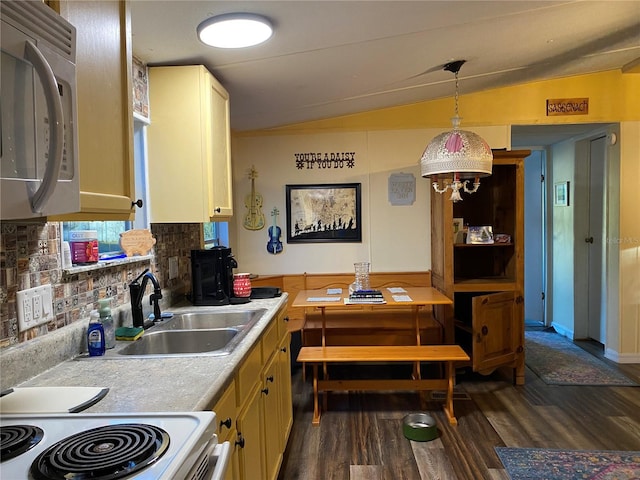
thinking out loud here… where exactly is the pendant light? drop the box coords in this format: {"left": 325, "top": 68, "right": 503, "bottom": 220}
{"left": 419, "top": 60, "right": 492, "bottom": 202}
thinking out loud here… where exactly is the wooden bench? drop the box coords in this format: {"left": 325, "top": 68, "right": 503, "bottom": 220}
{"left": 297, "top": 345, "right": 470, "bottom": 426}
{"left": 302, "top": 309, "right": 443, "bottom": 347}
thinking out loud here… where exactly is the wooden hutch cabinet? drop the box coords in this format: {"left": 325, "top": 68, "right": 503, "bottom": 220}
{"left": 430, "top": 150, "right": 530, "bottom": 385}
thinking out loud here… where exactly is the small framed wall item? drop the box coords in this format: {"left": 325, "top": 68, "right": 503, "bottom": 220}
{"left": 554, "top": 181, "right": 570, "bottom": 206}
{"left": 285, "top": 183, "right": 362, "bottom": 243}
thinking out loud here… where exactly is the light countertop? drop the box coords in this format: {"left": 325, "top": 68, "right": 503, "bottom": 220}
{"left": 1, "top": 294, "right": 288, "bottom": 414}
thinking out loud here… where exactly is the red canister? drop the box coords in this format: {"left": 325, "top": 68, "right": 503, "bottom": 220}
{"left": 233, "top": 273, "right": 252, "bottom": 298}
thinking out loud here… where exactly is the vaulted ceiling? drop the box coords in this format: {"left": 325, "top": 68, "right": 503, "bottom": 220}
{"left": 131, "top": 0, "right": 640, "bottom": 137}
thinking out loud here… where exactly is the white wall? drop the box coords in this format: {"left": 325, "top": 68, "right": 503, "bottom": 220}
{"left": 615, "top": 121, "right": 640, "bottom": 362}
{"left": 230, "top": 126, "right": 508, "bottom": 275}
{"left": 550, "top": 141, "right": 576, "bottom": 337}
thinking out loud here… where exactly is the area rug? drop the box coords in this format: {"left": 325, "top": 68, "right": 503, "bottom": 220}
{"left": 525, "top": 331, "right": 638, "bottom": 386}
{"left": 496, "top": 447, "right": 640, "bottom": 480}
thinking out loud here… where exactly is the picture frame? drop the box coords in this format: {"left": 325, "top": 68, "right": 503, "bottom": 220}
{"left": 285, "top": 183, "right": 361, "bottom": 243}
{"left": 453, "top": 217, "right": 465, "bottom": 244}
{"left": 554, "top": 181, "right": 570, "bottom": 206}
{"left": 467, "top": 226, "right": 494, "bottom": 244}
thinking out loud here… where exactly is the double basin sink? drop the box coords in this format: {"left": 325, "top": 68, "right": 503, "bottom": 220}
{"left": 112, "top": 309, "right": 266, "bottom": 358}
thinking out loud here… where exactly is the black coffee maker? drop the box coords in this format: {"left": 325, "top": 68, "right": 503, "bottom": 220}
{"left": 191, "top": 247, "right": 237, "bottom": 305}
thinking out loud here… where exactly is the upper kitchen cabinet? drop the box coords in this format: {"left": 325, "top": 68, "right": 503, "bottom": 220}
{"left": 50, "top": 0, "right": 136, "bottom": 221}
{"left": 146, "top": 65, "right": 233, "bottom": 223}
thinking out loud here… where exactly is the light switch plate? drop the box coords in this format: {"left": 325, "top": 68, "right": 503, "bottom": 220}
{"left": 168, "top": 256, "right": 178, "bottom": 280}
{"left": 16, "top": 285, "right": 54, "bottom": 332}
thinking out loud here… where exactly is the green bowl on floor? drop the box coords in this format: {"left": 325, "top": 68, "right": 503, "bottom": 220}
{"left": 402, "top": 413, "right": 438, "bottom": 442}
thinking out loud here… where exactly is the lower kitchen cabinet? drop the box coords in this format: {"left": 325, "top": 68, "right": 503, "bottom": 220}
{"left": 212, "top": 381, "right": 239, "bottom": 480}
{"left": 215, "top": 304, "right": 292, "bottom": 480}
{"left": 262, "top": 356, "right": 281, "bottom": 480}
{"left": 277, "top": 335, "right": 293, "bottom": 448}
{"left": 236, "top": 384, "right": 264, "bottom": 480}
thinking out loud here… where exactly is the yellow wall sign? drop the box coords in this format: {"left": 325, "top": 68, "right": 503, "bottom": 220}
{"left": 546, "top": 98, "right": 589, "bottom": 116}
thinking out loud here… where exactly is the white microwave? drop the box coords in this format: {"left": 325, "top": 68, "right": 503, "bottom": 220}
{"left": 1, "top": 0, "right": 80, "bottom": 220}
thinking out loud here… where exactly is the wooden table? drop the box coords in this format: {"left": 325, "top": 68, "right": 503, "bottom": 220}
{"left": 293, "top": 287, "right": 470, "bottom": 425}
{"left": 292, "top": 287, "right": 453, "bottom": 348}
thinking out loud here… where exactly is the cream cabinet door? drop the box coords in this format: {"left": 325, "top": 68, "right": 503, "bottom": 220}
{"left": 208, "top": 75, "right": 233, "bottom": 218}
{"left": 147, "top": 65, "right": 232, "bottom": 222}
{"left": 53, "top": 1, "right": 135, "bottom": 220}
{"left": 262, "top": 356, "right": 281, "bottom": 480}
{"left": 236, "top": 384, "right": 264, "bottom": 480}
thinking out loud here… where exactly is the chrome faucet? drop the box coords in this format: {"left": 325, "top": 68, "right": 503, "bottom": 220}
{"left": 129, "top": 268, "right": 162, "bottom": 329}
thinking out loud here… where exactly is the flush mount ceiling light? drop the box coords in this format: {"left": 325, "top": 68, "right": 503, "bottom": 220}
{"left": 419, "top": 60, "right": 493, "bottom": 202}
{"left": 197, "top": 13, "right": 273, "bottom": 48}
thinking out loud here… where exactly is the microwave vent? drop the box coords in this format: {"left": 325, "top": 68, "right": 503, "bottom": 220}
{"left": 1, "top": 0, "right": 75, "bottom": 61}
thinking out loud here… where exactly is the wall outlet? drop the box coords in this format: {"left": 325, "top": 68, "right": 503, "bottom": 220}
{"left": 168, "top": 256, "right": 178, "bottom": 280}
{"left": 16, "top": 285, "right": 54, "bottom": 332}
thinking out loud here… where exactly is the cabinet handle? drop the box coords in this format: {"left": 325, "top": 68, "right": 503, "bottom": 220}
{"left": 261, "top": 387, "right": 270, "bottom": 395}
{"left": 214, "top": 207, "right": 221, "bottom": 213}
{"left": 481, "top": 325, "right": 489, "bottom": 336}
{"left": 131, "top": 199, "right": 143, "bottom": 209}
{"left": 235, "top": 435, "right": 245, "bottom": 448}
{"left": 220, "top": 417, "right": 232, "bottom": 430}
{"left": 280, "top": 347, "right": 287, "bottom": 353}
{"left": 585, "top": 236, "right": 594, "bottom": 244}
{"left": 266, "top": 375, "right": 274, "bottom": 383}
{"left": 284, "top": 316, "right": 289, "bottom": 322}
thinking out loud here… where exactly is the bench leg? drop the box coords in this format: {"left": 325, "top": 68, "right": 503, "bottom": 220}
{"left": 312, "top": 364, "right": 321, "bottom": 425}
{"left": 442, "top": 361, "right": 458, "bottom": 425}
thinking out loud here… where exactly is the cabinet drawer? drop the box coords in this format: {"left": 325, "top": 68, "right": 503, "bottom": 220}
{"left": 213, "top": 380, "right": 236, "bottom": 440}
{"left": 262, "top": 320, "right": 279, "bottom": 363}
{"left": 237, "top": 343, "right": 262, "bottom": 403}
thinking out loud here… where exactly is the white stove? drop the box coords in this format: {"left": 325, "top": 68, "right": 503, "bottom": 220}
{"left": 0, "top": 412, "right": 230, "bottom": 480}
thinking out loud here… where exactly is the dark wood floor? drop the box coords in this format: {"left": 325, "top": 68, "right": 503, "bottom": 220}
{"left": 278, "top": 338, "right": 640, "bottom": 480}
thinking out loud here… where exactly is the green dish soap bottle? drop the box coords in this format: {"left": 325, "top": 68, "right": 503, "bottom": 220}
{"left": 99, "top": 299, "right": 116, "bottom": 349}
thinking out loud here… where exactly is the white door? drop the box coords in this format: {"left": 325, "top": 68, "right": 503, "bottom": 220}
{"left": 574, "top": 133, "right": 606, "bottom": 342}
{"left": 587, "top": 136, "right": 606, "bottom": 342}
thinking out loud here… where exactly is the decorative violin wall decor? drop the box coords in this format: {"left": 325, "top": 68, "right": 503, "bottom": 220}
{"left": 243, "top": 166, "right": 265, "bottom": 231}
{"left": 267, "top": 207, "right": 283, "bottom": 255}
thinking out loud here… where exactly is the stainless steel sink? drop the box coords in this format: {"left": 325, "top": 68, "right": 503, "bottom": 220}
{"left": 161, "top": 310, "right": 264, "bottom": 330}
{"left": 79, "top": 308, "right": 268, "bottom": 360}
{"left": 118, "top": 328, "right": 240, "bottom": 357}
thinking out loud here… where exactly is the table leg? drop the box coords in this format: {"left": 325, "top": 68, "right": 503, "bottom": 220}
{"left": 413, "top": 305, "right": 421, "bottom": 380}
{"left": 312, "top": 364, "right": 321, "bottom": 425}
{"left": 442, "top": 361, "right": 458, "bottom": 425}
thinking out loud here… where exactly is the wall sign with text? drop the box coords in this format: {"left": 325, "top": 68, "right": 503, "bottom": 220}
{"left": 546, "top": 98, "right": 589, "bottom": 116}
{"left": 388, "top": 173, "right": 416, "bottom": 205}
{"left": 294, "top": 152, "right": 356, "bottom": 169}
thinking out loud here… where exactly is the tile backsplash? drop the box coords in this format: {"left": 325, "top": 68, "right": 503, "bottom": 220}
{"left": 0, "top": 222, "right": 202, "bottom": 349}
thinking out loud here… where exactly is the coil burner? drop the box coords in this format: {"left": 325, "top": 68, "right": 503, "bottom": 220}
{"left": 0, "top": 425, "right": 45, "bottom": 461}
{"left": 30, "top": 423, "right": 170, "bottom": 480}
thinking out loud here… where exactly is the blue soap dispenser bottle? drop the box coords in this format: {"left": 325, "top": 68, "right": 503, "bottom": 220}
{"left": 87, "top": 309, "right": 105, "bottom": 356}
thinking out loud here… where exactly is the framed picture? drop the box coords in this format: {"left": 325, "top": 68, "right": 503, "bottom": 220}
{"left": 453, "top": 217, "right": 465, "bottom": 244}
{"left": 467, "top": 226, "right": 494, "bottom": 244}
{"left": 285, "top": 183, "right": 361, "bottom": 243}
{"left": 554, "top": 181, "right": 570, "bottom": 206}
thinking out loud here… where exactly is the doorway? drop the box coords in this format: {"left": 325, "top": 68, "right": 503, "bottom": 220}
{"left": 512, "top": 123, "right": 617, "bottom": 343}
